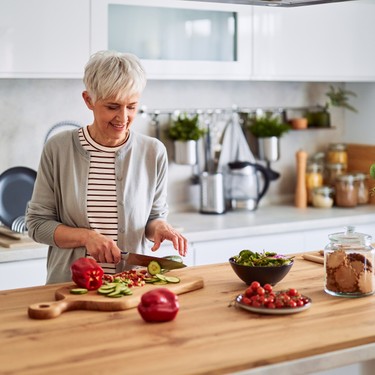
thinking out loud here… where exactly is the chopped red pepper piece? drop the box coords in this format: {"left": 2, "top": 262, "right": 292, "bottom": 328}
{"left": 70, "top": 257, "right": 104, "bottom": 291}
{"left": 138, "top": 288, "right": 179, "bottom": 323}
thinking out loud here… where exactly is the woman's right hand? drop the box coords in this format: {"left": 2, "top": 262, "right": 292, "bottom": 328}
{"left": 54, "top": 225, "right": 122, "bottom": 264}
{"left": 85, "top": 230, "right": 122, "bottom": 264}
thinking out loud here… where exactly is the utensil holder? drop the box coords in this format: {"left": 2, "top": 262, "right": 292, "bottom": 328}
{"left": 199, "top": 172, "right": 226, "bottom": 214}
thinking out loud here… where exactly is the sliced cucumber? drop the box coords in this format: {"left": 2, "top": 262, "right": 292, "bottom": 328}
{"left": 155, "top": 274, "right": 167, "bottom": 281}
{"left": 70, "top": 288, "right": 88, "bottom": 295}
{"left": 153, "top": 280, "right": 168, "bottom": 285}
{"left": 148, "top": 260, "right": 162, "bottom": 276}
{"left": 164, "top": 275, "right": 180, "bottom": 284}
{"left": 163, "top": 255, "right": 183, "bottom": 263}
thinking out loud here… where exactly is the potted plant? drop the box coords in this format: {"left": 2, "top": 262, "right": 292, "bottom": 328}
{"left": 306, "top": 86, "right": 358, "bottom": 128}
{"left": 247, "top": 112, "right": 290, "bottom": 162}
{"left": 167, "top": 113, "right": 206, "bottom": 165}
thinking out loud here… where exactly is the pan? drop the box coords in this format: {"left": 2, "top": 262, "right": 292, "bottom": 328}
{"left": 0, "top": 166, "right": 37, "bottom": 228}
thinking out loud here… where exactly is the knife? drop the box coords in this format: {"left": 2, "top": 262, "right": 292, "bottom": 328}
{"left": 120, "top": 252, "right": 187, "bottom": 270}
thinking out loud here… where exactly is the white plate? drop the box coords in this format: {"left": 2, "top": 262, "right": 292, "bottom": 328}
{"left": 235, "top": 294, "right": 312, "bottom": 315}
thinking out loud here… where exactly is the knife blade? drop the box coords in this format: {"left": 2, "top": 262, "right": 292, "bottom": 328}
{"left": 121, "top": 252, "right": 186, "bottom": 270}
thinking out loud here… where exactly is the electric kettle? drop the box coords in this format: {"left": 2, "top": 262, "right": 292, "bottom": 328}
{"left": 226, "top": 161, "right": 270, "bottom": 211}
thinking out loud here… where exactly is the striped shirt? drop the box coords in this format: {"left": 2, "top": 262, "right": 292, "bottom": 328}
{"left": 79, "top": 126, "right": 123, "bottom": 274}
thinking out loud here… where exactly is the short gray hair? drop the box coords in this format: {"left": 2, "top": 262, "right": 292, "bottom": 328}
{"left": 83, "top": 50, "right": 147, "bottom": 102}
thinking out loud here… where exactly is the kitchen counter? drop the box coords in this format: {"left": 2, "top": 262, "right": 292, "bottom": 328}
{"left": 1, "top": 204, "right": 375, "bottom": 264}
{"left": 1, "top": 257, "right": 375, "bottom": 374}
{"left": 169, "top": 204, "right": 375, "bottom": 242}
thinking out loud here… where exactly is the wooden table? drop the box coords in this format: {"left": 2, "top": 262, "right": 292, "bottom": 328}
{"left": 2, "top": 256, "right": 375, "bottom": 375}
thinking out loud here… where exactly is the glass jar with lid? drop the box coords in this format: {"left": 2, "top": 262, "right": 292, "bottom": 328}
{"left": 324, "top": 226, "right": 375, "bottom": 297}
{"left": 335, "top": 174, "right": 358, "bottom": 207}
{"left": 306, "top": 162, "right": 324, "bottom": 205}
{"left": 353, "top": 172, "right": 369, "bottom": 205}
{"left": 326, "top": 143, "right": 348, "bottom": 166}
{"left": 324, "top": 162, "right": 346, "bottom": 187}
{"left": 312, "top": 186, "right": 334, "bottom": 208}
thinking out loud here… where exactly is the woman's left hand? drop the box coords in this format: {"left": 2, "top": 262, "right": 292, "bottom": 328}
{"left": 147, "top": 220, "right": 188, "bottom": 257}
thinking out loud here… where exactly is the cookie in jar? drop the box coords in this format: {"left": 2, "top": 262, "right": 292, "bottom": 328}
{"left": 324, "top": 226, "right": 375, "bottom": 297}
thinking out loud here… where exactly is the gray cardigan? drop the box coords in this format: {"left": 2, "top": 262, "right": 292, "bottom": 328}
{"left": 26, "top": 128, "right": 169, "bottom": 284}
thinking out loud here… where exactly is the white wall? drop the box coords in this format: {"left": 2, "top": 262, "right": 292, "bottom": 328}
{"left": 0, "top": 79, "right": 348, "bottom": 212}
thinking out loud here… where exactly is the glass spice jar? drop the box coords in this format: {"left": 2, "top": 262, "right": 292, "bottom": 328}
{"left": 324, "top": 226, "right": 375, "bottom": 297}
{"left": 324, "top": 162, "right": 347, "bottom": 187}
{"left": 312, "top": 186, "right": 334, "bottom": 208}
{"left": 327, "top": 143, "right": 348, "bottom": 166}
{"left": 335, "top": 174, "right": 358, "bottom": 207}
{"left": 306, "top": 162, "right": 323, "bottom": 205}
{"left": 353, "top": 172, "right": 369, "bottom": 205}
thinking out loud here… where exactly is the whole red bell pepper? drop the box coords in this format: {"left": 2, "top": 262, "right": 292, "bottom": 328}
{"left": 138, "top": 288, "right": 179, "bottom": 323}
{"left": 70, "top": 257, "right": 104, "bottom": 291}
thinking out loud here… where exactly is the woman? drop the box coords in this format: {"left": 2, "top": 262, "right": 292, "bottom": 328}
{"left": 26, "top": 50, "right": 187, "bottom": 284}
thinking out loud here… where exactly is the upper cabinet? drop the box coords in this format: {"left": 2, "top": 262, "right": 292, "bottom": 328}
{"left": 90, "top": 0, "right": 253, "bottom": 80}
{"left": 253, "top": 0, "right": 375, "bottom": 81}
{"left": 0, "top": 0, "right": 90, "bottom": 78}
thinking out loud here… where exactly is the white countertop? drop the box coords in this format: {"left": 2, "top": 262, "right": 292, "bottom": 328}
{"left": 169, "top": 204, "right": 375, "bottom": 242}
{"left": 1, "top": 204, "right": 375, "bottom": 264}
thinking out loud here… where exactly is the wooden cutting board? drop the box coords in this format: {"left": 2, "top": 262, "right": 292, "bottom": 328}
{"left": 28, "top": 269, "right": 204, "bottom": 319}
{"left": 0, "top": 233, "right": 40, "bottom": 248}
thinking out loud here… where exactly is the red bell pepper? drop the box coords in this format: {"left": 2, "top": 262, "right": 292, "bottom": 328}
{"left": 70, "top": 257, "right": 104, "bottom": 291}
{"left": 138, "top": 288, "right": 179, "bottom": 323}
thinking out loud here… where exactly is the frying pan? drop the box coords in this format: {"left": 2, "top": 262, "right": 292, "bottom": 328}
{"left": 0, "top": 166, "right": 37, "bottom": 228}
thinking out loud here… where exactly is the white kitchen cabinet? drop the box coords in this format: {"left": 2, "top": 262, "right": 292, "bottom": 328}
{"left": 0, "top": 258, "right": 47, "bottom": 290}
{"left": 253, "top": 0, "right": 375, "bottom": 82}
{"left": 194, "top": 231, "right": 305, "bottom": 265}
{"left": 90, "top": 0, "right": 253, "bottom": 80}
{"left": 0, "top": 0, "right": 90, "bottom": 78}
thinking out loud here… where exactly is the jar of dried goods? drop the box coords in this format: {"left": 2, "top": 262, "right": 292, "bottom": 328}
{"left": 353, "top": 172, "right": 369, "bottom": 205}
{"left": 327, "top": 143, "right": 348, "bottom": 166}
{"left": 311, "top": 186, "right": 334, "bottom": 208}
{"left": 324, "top": 162, "right": 346, "bottom": 187}
{"left": 324, "top": 226, "right": 375, "bottom": 297}
{"left": 306, "top": 162, "right": 323, "bottom": 205}
{"left": 335, "top": 174, "right": 358, "bottom": 207}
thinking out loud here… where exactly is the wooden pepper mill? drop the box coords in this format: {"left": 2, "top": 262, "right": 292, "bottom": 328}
{"left": 295, "top": 149, "right": 308, "bottom": 208}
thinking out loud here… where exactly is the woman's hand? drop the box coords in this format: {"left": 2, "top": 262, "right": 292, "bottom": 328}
{"left": 54, "top": 225, "right": 122, "bottom": 264}
{"left": 146, "top": 220, "right": 188, "bottom": 257}
{"left": 85, "top": 230, "right": 122, "bottom": 264}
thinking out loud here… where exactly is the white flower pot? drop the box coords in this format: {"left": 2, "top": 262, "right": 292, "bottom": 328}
{"left": 174, "top": 140, "right": 197, "bottom": 165}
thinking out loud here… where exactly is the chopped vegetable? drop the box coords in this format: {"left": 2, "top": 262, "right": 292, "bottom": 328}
{"left": 231, "top": 250, "right": 294, "bottom": 267}
{"left": 70, "top": 288, "right": 88, "bottom": 295}
{"left": 137, "top": 288, "right": 179, "bottom": 322}
{"left": 147, "top": 260, "right": 162, "bottom": 276}
{"left": 70, "top": 258, "right": 104, "bottom": 291}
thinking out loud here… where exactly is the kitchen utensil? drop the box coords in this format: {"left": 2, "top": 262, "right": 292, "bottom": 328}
{"left": 227, "top": 161, "right": 270, "bottom": 211}
{"left": 28, "top": 270, "right": 204, "bottom": 319}
{"left": 302, "top": 253, "right": 324, "bottom": 264}
{"left": 199, "top": 172, "right": 226, "bottom": 214}
{"left": 11, "top": 216, "right": 27, "bottom": 233}
{"left": 120, "top": 252, "right": 187, "bottom": 269}
{"left": 235, "top": 294, "right": 311, "bottom": 315}
{"left": 0, "top": 166, "right": 37, "bottom": 228}
{"left": 295, "top": 149, "right": 308, "bottom": 208}
{"left": 44, "top": 121, "right": 81, "bottom": 144}
{"left": 229, "top": 258, "right": 293, "bottom": 286}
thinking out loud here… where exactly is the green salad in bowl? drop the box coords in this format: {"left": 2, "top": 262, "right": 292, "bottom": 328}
{"left": 229, "top": 250, "right": 294, "bottom": 285}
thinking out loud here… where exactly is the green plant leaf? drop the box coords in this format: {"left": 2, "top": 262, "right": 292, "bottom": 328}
{"left": 248, "top": 114, "right": 290, "bottom": 138}
{"left": 167, "top": 113, "right": 206, "bottom": 141}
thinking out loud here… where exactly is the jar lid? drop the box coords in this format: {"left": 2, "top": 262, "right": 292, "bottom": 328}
{"left": 328, "top": 143, "right": 347, "bottom": 151}
{"left": 313, "top": 186, "right": 334, "bottom": 194}
{"left": 336, "top": 173, "right": 356, "bottom": 182}
{"left": 328, "top": 226, "right": 372, "bottom": 247}
{"left": 326, "top": 162, "right": 346, "bottom": 170}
